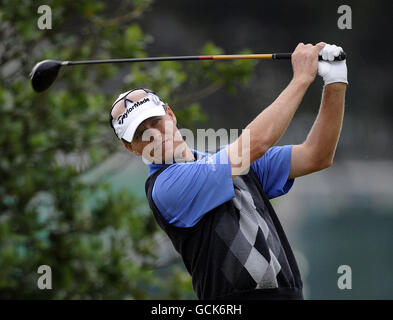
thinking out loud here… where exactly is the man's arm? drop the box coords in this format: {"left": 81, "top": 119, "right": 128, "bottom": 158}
{"left": 226, "top": 42, "right": 326, "bottom": 177}
{"left": 289, "top": 83, "right": 346, "bottom": 178}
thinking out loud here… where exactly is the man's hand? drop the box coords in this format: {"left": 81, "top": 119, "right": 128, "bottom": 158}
{"left": 318, "top": 44, "right": 348, "bottom": 86}
{"left": 291, "top": 42, "right": 327, "bottom": 85}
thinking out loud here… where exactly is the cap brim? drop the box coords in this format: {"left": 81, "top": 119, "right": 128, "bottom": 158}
{"left": 122, "top": 106, "right": 166, "bottom": 143}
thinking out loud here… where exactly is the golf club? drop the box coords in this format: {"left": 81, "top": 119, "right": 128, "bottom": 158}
{"left": 30, "top": 51, "right": 346, "bottom": 92}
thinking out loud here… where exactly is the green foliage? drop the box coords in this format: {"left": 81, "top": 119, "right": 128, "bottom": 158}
{"left": 186, "top": 42, "right": 257, "bottom": 95}
{"left": 0, "top": 0, "right": 255, "bottom": 299}
{"left": 174, "top": 103, "right": 207, "bottom": 131}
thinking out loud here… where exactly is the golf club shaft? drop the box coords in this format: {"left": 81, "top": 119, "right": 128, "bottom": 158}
{"left": 62, "top": 52, "right": 346, "bottom": 66}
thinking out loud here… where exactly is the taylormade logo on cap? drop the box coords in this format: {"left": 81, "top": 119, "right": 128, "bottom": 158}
{"left": 118, "top": 97, "right": 150, "bottom": 125}
{"left": 111, "top": 91, "right": 167, "bottom": 142}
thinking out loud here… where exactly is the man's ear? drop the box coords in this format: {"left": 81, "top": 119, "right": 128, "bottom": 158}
{"left": 123, "top": 141, "right": 141, "bottom": 156}
{"left": 166, "top": 105, "right": 177, "bottom": 126}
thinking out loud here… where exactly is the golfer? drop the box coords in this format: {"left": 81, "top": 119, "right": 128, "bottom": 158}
{"left": 109, "top": 42, "right": 347, "bottom": 300}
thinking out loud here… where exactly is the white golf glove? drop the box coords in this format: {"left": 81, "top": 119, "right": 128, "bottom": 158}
{"left": 318, "top": 44, "right": 348, "bottom": 86}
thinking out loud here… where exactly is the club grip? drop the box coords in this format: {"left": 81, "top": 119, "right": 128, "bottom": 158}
{"left": 319, "top": 51, "right": 347, "bottom": 61}
{"left": 273, "top": 51, "right": 346, "bottom": 61}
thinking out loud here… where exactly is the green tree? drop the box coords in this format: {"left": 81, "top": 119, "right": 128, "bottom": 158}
{"left": 0, "top": 0, "right": 255, "bottom": 299}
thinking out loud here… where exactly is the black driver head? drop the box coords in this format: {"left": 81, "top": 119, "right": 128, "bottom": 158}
{"left": 30, "top": 60, "right": 62, "bottom": 92}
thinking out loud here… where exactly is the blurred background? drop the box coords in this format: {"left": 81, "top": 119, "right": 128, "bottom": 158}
{"left": 1, "top": 0, "right": 392, "bottom": 299}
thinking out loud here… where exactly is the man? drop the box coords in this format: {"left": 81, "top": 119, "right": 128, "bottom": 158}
{"left": 109, "top": 42, "right": 348, "bottom": 299}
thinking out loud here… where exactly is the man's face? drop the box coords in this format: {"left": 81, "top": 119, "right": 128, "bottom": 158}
{"left": 128, "top": 109, "right": 181, "bottom": 163}
{"left": 111, "top": 89, "right": 187, "bottom": 163}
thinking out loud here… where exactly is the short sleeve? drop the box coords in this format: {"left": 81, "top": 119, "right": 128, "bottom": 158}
{"left": 251, "top": 145, "right": 294, "bottom": 199}
{"left": 152, "top": 148, "right": 235, "bottom": 227}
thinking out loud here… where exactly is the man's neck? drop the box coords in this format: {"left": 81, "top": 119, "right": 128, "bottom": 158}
{"left": 172, "top": 141, "right": 195, "bottom": 163}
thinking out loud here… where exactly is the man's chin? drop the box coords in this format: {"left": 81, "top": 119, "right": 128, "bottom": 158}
{"left": 141, "top": 142, "right": 186, "bottom": 164}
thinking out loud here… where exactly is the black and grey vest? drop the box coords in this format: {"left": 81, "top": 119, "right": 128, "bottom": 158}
{"left": 145, "top": 164, "right": 303, "bottom": 300}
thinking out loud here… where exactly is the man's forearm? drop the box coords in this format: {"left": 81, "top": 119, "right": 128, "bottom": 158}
{"left": 245, "top": 78, "right": 310, "bottom": 158}
{"left": 303, "top": 83, "right": 346, "bottom": 165}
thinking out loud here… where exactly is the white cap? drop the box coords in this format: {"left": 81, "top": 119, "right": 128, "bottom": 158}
{"left": 111, "top": 91, "right": 166, "bottom": 143}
